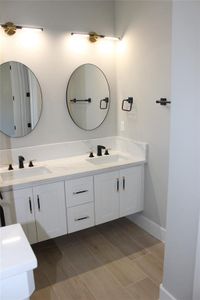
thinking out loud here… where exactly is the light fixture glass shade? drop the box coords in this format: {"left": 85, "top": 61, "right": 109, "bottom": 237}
{"left": 71, "top": 33, "right": 89, "bottom": 38}
{"left": 104, "top": 36, "right": 120, "bottom": 41}
{"left": 21, "top": 27, "right": 43, "bottom": 33}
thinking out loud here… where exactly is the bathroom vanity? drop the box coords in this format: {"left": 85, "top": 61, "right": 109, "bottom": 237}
{"left": 0, "top": 62, "right": 147, "bottom": 245}
{"left": 0, "top": 137, "right": 147, "bottom": 244}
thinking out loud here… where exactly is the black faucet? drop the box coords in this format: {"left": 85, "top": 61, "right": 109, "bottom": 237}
{"left": 18, "top": 156, "right": 25, "bottom": 169}
{"left": 97, "top": 145, "right": 106, "bottom": 156}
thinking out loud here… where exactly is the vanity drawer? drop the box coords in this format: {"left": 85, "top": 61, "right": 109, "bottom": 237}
{"left": 65, "top": 176, "right": 94, "bottom": 207}
{"left": 67, "top": 202, "right": 94, "bottom": 233}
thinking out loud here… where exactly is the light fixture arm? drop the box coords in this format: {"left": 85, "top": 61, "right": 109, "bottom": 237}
{"left": 71, "top": 31, "right": 120, "bottom": 43}
{"left": 1, "top": 22, "right": 43, "bottom": 35}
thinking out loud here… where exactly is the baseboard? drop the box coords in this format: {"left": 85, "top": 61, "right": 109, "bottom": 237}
{"left": 128, "top": 213, "right": 166, "bottom": 242}
{"left": 159, "top": 284, "right": 177, "bottom": 300}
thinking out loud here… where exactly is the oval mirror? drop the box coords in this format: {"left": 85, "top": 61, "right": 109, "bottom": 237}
{"left": 66, "top": 64, "right": 110, "bottom": 130}
{"left": 0, "top": 61, "right": 42, "bottom": 138}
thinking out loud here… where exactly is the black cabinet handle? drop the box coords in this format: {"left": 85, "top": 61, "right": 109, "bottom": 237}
{"left": 123, "top": 176, "right": 126, "bottom": 190}
{"left": 29, "top": 197, "right": 32, "bottom": 214}
{"left": 37, "top": 195, "right": 40, "bottom": 211}
{"left": 117, "top": 178, "right": 119, "bottom": 192}
{"left": 0, "top": 191, "right": 3, "bottom": 200}
{"left": 75, "top": 216, "right": 89, "bottom": 221}
{"left": 0, "top": 205, "right": 6, "bottom": 226}
{"left": 73, "top": 190, "right": 88, "bottom": 195}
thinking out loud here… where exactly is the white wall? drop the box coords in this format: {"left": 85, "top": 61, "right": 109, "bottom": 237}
{"left": 193, "top": 215, "right": 200, "bottom": 300}
{"left": 115, "top": 1, "right": 172, "bottom": 228}
{"left": 0, "top": 0, "right": 117, "bottom": 150}
{"left": 161, "top": 1, "right": 200, "bottom": 299}
{"left": 0, "top": 1, "right": 172, "bottom": 232}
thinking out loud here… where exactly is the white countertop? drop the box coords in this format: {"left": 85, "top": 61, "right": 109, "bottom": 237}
{"left": 0, "top": 151, "right": 146, "bottom": 191}
{"left": 0, "top": 224, "right": 37, "bottom": 279}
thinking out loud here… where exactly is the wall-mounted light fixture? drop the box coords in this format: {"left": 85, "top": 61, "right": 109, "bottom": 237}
{"left": 71, "top": 32, "right": 120, "bottom": 43}
{"left": 0, "top": 22, "right": 43, "bottom": 36}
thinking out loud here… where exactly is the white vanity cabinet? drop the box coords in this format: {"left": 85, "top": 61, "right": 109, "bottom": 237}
{"left": 65, "top": 176, "right": 95, "bottom": 233}
{"left": 94, "top": 165, "right": 144, "bottom": 225}
{"left": 0, "top": 162, "right": 144, "bottom": 242}
{"left": 1, "top": 181, "right": 67, "bottom": 244}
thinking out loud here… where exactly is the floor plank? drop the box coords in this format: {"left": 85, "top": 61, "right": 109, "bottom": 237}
{"left": 31, "top": 286, "right": 58, "bottom": 300}
{"left": 82, "top": 230, "right": 124, "bottom": 264}
{"left": 147, "top": 242, "right": 165, "bottom": 262}
{"left": 131, "top": 232, "right": 161, "bottom": 249}
{"left": 31, "top": 218, "right": 164, "bottom": 300}
{"left": 115, "top": 218, "right": 149, "bottom": 237}
{"left": 134, "top": 253, "right": 163, "bottom": 285}
{"left": 105, "top": 257, "right": 147, "bottom": 287}
{"left": 97, "top": 221, "right": 147, "bottom": 258}
{"left": 126, "top": 277, "right": 160, "bottom": 300}
{"left": 62, "top": 239, "right": 102, "bottom": 274}
{"left": 81, "top": 266, "right": 133, "bottom": 300}
{"left": 53, "top": 276, "right": 96, "bottom": 300}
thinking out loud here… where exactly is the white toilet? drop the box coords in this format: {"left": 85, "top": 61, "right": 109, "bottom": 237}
{"left": 0, "top": 223, "right": 37, "bottom": 300}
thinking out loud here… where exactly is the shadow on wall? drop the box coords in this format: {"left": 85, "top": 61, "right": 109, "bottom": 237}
{"left": 0, "top": 134, "right": 12, "bottom": 151}
{"left": 144, "top": 165, "right": 162, "bottom": 226}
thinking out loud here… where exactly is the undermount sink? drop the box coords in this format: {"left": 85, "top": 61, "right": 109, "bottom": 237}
{"left": 86, "top": 154, "right": 129, "bottom": 165}
{"left": 0, "top": 166, "right": 51, "bottom": 182}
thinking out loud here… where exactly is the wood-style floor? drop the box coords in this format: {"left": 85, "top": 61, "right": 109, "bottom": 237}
{"left": 31, "top": 218, "right": 164, "bottom": 300}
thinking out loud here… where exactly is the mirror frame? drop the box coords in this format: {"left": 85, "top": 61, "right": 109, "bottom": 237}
{"left": 66, "top": 63, "right": 111, "bottom": 131}
{"left": 0, "top": 61, "right": 43, "bottom": 138}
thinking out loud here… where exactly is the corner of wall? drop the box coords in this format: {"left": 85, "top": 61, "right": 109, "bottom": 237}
{"left": 128, "top": 213, "right": 166, "bottom": 242}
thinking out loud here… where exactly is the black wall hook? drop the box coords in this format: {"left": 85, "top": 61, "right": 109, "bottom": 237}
{"left": 156, "top": 98, "right": 171, "bottom": 106}
{"left": 122, "top": 97, "right": 133, "bottom": 112}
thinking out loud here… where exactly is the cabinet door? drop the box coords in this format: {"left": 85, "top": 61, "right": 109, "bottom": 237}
{"left": 119, "top": 165, "right": 144, "bottom": 217}
{"left": 34, "top": 181, "right": 67, "bottom": 242}
{"left": 0, "top": 191, "right": 17, "bottom": 226}
{"left": 13, "top": 188, "right": 37, "bottom": 244}
{"left": 94, "top": 171, "right": 120, "bottom": 225}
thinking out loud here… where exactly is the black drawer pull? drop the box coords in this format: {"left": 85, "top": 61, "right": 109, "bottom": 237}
{"left": 73, "top": 190, "right": 88, "bottom": 195}
{"left": 75, "top": 216, "right": 89, "bottom": 221}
